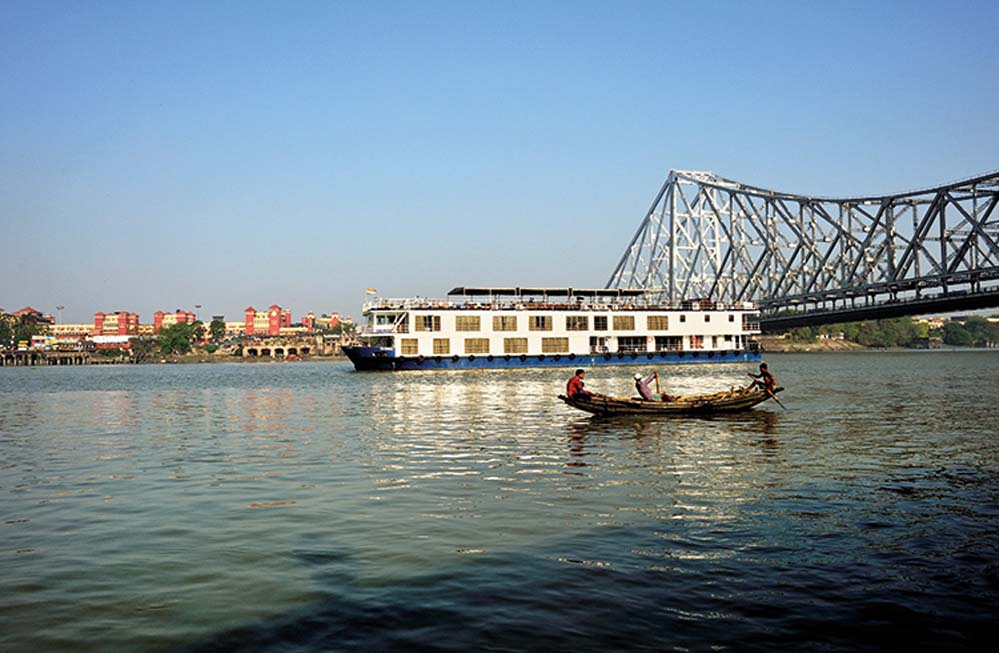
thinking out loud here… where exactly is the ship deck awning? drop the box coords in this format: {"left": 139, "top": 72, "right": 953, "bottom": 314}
{"left": 447, "top": 286, "right": 648, "bottom": 299}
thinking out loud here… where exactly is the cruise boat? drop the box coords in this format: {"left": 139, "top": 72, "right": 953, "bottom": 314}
{"left": 342, "top": 287, "right": 761, "bottom": 371}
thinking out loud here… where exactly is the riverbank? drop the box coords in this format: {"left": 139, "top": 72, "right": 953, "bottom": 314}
{"left": 758, "top": 335, "right": 866, "bottom": 353}
{"left": 154, "top": 352, "right": 348, "bottom": 364}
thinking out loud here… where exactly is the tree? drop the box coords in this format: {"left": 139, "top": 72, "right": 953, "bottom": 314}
{"left": 788, "top": 326, "right": 817, "bottom": 342}
{"left": 130, "top": 337, "right": 158, "bottom": 363}
{"left": 0, "top": 314, "right": 47, "bottom": 349}
{"left": 942, "top": 321, "right": 972, "bottom": 346}
{"left": 332, "top": 321, "right": 356, "bottom": 336}
{"left": 0, "top": 318, "right": 12, "bottom": 349}
{"left": 159, "top": 322, "right": 196, "bottom": 354}
{"left": 209, "top": 319, "right": 226, "bottom": 341}
{"left": 14, "top": 320, "right": 46, "bottom": 346}
{"left": 192, "top": 320, "right": 206, "bottom": 343}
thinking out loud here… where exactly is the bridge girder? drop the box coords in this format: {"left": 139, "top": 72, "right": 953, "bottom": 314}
{"left": 606, "top": 170, "right": 999, "bottom": 323}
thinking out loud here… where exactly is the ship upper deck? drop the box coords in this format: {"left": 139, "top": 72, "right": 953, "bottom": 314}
{"left": 363, "top": 287, "right": 756, "bottom": 313}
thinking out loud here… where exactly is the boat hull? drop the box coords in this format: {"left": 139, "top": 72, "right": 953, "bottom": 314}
{"left": 342, "top": 346, "right": 760, "bottom": 371}
{"left": 559, "top": 387, "right": 782, "bottom": 416}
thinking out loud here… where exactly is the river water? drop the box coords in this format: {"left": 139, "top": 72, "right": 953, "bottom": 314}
{"left": 1, "top": 353, "right": 997, "bottom": 651}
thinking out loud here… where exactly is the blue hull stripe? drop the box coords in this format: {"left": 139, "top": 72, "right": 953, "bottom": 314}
{"left": 343, "top": 346, "right": 761, "bottom": 371}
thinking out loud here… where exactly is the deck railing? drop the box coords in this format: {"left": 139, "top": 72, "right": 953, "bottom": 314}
{"left": 363, "top": 298, "right": 757, "bottom": 313}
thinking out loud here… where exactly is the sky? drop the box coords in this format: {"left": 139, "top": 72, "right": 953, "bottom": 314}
{"left": 2, "top": 0, "right": 998, "bottom": 323}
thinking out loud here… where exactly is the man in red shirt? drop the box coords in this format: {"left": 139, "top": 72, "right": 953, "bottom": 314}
{"left": 566, "top": 368, "right": 593, "bottom": 399}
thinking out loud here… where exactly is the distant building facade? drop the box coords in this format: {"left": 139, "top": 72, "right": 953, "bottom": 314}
{"left": 12, "top": 307, "right": 54, "bottom": 325}
{"left": 93, "top": 312, "right": 140, "bottom": 336}
{"left": 244, "top": 305, "right": 291, "bottom": 336}
{"left": 153, "top": 310, "right": 198, "bottom": 333}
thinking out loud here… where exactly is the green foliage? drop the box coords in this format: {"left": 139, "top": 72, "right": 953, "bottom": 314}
{"left": 204, "top": 343, "right": 219, "bottom": 354}
{"left": 192, "top": 320, "right": 206, "bottom": 342}
{"left": 808, "top": 316, "right": 999, "bottom": 348}
{"left": 96, "top": 348, "right": 127, "bottom": 358}
{"left": 942, "top": 321, "right": 972, "bottom": 346}
{"left": 129, "top": 337, "right": 158, "bottom": 363}
{"left": 0, "top": 318, "right": 12, "bottom": 349}
{"left": 787, "top": 317, "right": 924, "bottom": 347}
{"left": 943, "top": 317, "right": 999, "bottom": 347}
{"left": 209, "top": 319, "right": 226, "bottom": 341}
{"left": 331, "top": 321, "right": 356, "bottom": 335}
{"left": 159, "top": 322, "right": 196, "bottom": 354}
{"left": 787, "top": 326, "right": 817, "bottom": 342}
{"left": 966, "top": 316, "right": 999, "bottom": 346}
{"left": 0, "top": 314, "right": 47, "bottom": 349}
{"left": 853, "top": 317, "right": 923, "bottom": 347}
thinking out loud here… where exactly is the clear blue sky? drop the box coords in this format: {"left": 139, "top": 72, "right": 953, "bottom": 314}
{"left": 2, "top": 1, "right": 998, "bottom": 323}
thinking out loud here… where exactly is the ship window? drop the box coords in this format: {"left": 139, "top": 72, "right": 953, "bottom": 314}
{"left": 712, "top": 336, "right": 719, "bottom": 348}
{"left": 400, "top": 339, "right": 418, "bottom": 355}
{"left": 464, "top": 338, "right": 489, "bottom": 354}
{"left": 415, "top": 315, "right": 441, "bottom": 332}
{"left": 542, "top": 337, "right": 569, "bottom": 353}
{"left": 613, "top": 315, "right": 635, "bottom": 331}
{"left": 492, "top": 315, "right": 518, "bottom": 331}
{"left": 455, "top": 315, "right": 480, "bottom": 332}
{"left": 704, "top": 315, "right": 711, "bottom": 322}
{"left": 618, "top": 336, "right": 646, "bottom": 352}
{"left": 504, "top": 337, "right": 528, "bottom": 354}
{"left": 646, "top": 315, "right": 669, "bottom": 331}
{"left": 729, "top": 314, "right": 735, "bottom": 322}
{"left": 690, "top": 335, "right": 704, "bottom": 349}
{"left": 593, "top": 316, "right": 608, "bottom": 331}
{"left": 680, "top": 314, "right": 686, "bottom": 323}
{"left": 529, "top": 315, "right": 552, "bottom": 331}
{"left": 433, "top": 338, "right": 450, "bottom": 355}
{"left": 655, "top": 336, "right": 681, "bottom": 351}
{"left": 566, "top": 315, "right": 588, "bottom": 331}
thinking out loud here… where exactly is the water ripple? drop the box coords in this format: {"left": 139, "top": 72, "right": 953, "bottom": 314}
{"left": 1, "top": 355, "right": 998, "bottom": 651}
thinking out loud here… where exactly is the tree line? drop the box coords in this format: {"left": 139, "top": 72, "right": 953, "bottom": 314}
{"left": 785, "top": 316, "right": 999, "bottom": 348}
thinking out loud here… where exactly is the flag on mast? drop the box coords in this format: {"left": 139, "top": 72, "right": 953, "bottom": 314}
{"left": 365, "top": 288, "right": 378, "bottom": 294}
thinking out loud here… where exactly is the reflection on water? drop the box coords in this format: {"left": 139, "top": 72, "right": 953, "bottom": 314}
{"left": 1, "top": 354, "right": 998, "bottom": 652}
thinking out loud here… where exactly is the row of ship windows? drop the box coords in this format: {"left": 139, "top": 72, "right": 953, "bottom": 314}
{"left": 399, "top": 335, "right": 736, "bottom": 355}
{"left": 411, "top": 314, "right": 739, "bottom": 332}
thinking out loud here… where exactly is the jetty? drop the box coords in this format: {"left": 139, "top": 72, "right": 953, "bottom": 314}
{"left": 1, "top": 350, "right": 93, "bottom": 366}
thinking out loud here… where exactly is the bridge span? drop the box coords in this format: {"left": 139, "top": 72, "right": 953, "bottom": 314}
{"left": 607, "top": 170, "right": 999, "bottom": 330}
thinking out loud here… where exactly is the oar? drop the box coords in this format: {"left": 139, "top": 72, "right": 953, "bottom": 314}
{"left": 654, "top": 371, "right": 661, "bottom": 395}
{"left": 766, "top": 388, "right": 787, "bottom": 411}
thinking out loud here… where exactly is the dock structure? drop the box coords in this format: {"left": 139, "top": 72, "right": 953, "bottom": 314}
{"left": 1, "top": 350, "right": 93, "bottom": 366}
{"left": 241, "top": 335, "right": 323, "bottom": 358}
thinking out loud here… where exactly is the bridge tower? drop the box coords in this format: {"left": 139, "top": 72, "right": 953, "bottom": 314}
{"left": 607, "top": 170, "right": 999, "bottom": 327}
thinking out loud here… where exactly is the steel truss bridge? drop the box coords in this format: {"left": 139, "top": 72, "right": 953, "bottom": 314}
{"left": 607, "top": 170, "right": 999, "bottom": 331}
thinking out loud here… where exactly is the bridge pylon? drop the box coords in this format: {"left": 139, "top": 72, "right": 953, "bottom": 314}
{"left": 606, "top": 169, "right": 999, "bottom": 327}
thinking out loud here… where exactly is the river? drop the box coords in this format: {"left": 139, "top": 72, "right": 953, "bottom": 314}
{"left": 1, "top": 352, "right": 997, "bottom": 651}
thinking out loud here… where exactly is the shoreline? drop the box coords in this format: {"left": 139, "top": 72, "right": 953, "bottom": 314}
{"left": 152, "top": 353, "right": 349, "bottom": 364}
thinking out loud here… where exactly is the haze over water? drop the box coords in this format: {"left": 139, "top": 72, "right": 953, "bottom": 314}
{"left": 2, "top": 352, "right": 997, "bottom": 651}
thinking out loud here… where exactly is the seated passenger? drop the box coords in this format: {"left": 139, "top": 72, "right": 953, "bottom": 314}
{"left": 634, "top": 371, "right": 660, "bottom": 401}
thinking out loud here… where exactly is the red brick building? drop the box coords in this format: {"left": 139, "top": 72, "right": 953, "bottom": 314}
{"left": 153, "top": 310, "right": 197, "bottom": 333}
{"left": 12, "top": 307, "right": 54, "bottom": 324}
{"left": 93, "top": 312, "right": 139, "bottom": 336}
{"left": 244, "top": 305, "right": 291, "bottom": 336}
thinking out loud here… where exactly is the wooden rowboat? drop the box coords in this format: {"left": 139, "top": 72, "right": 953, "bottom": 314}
{"left": 558, "top": 386, "right": 784, "bottom": 416}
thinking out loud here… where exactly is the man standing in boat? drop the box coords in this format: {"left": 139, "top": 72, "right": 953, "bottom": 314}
{"left": 634, "top": 371, "right": 661, "bottom": 401}
{"left": 748, "top": 362, "right": 776, "bottom": 392}
{"left": 566, "top": 369, "right": 594, "bottom": 399}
